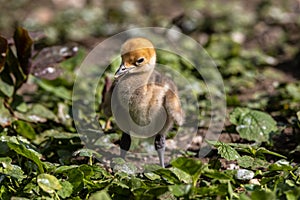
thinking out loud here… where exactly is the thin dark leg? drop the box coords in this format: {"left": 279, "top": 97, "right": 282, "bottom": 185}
{"left": 155, "top": 134, "right": 166, "bottom": 167}
{"left": 120, "top": 133, "right": 131, "bottom": 159}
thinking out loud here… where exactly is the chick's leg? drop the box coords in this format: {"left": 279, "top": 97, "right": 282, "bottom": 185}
{"left": 120, "top": 133, "right": 131, "bottom": 159}
{"left": 155, "top": 134, "right": 166, "bottom": 168}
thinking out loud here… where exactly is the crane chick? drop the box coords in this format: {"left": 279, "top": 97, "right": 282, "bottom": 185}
{"left": 102, "top": 37, "right": 184, "bottom": 167}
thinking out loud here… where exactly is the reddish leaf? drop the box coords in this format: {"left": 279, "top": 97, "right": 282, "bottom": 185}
{"left": 31, "top": 45, "right": 78, "bottom": 80}
{"left": 13, "top": 27, "right": 33, "bottom": 76}
{"left": 6, "top": 47, "right": 26, "bottom": 89}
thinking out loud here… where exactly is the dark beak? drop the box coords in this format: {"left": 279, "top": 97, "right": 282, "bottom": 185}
{"left": 115, "top": 64, "right": 129, "bottom": 78}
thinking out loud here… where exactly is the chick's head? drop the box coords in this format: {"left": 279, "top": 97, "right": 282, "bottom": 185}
{"left": 115, "top": 38, "right": 156, "bottom": 78}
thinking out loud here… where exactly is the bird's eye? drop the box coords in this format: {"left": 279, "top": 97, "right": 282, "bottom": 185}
{"left": 136, "top": 57, "right": 144, "bottom": 65}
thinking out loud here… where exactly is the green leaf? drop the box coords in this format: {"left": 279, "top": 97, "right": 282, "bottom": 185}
{"left": 55, "top": 165, "right": 78, "bottom": 174}
{"left": 7, "top": 136, "right": 45, "bottom": 173}
{"left": 171, "top": 157, "right": 203, "bottom": 177}
{"left": 171, "top": 157, "right": 203, "bottom": 186}
{"left": 73, "top": 148, "right": 102, "bottom": 159}
{"left": 256, "top": 147, "right": 286, "bottom": 159}
{"left": 13, "top": 27, "right": 33, "bottom": 76}
{"left": 28, "top": 104, "right": 57, "bottom": 121}
{"left": 0, "top": 75, "right": 14, "bottom": 97}
{"left": 237, "top": 156, "right": 254, "bottom": 168}
{"left": 251, "top": 190, "right": 275, "bottom": 200}
{"left": 0, "top": 99, "right": 14, "bottom": 127}
{"left": 168, "top": 184, "right": 192, "bottom": 197}
{"left": 0, "top": 185, "right": 11, "bottom": 200}
{"left": 170, "top": 167, "right": 193, "bottom": 183}
{"left": 286, "top": 83, "right": 300, "bottom": 101}
{"left": 15, "top": 104, "right": 58, "bottom": 123}
{"left": 230, "top": 107, "right": 277, "bottom": 142}
{"left": 35, "top": 78, "right": 71, "bottom": 100}
{"left": 23, "top": 179, "right": 40, "bottom": 196}
{"left": 194, "top": 184, "right": 228, "bottom": 197}
{"left": 57, "top": 181, "right": 73, "bottom": 198}
{"left": 203, "top": 169, "right": 233, "bottom": 181}
{"left": 0, "top": 157, "right": 26, "bottom": 181}
{"left": 112, "top": 158, "right": 137, "bottom": 175}
{"left": 66, "top": 168, "right": 84, "bottom": 193}
{"left": 12, "top": 120, "right": 36, "bottom": 140}
{"left": 268, "top": 160, "right": 293, "bottom": 171}
{"left": 215, "top": 141, "right": 240, "bottom": 161}
{"left": 144, "top": 172, "right": 161, "bottom": 181}
{"left": 285, "top": 187, "right": 300, "bottom": 200}
{"left": 0, "top": 36, "right": 8, "bottom": 73}
{"left": 145, "top": 186, "right": 169, "bottom": 198}
{"left": 89, "top": 190, "right": 111, "bottom": 200}
{"left": 37, "top": 173, "right": 62, "bottom": 194}
{"left": 153, "top": 168, "right": 181, "bottom": 184}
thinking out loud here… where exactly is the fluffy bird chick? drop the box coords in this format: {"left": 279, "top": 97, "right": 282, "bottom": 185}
{"left": 102, "top": 37, "right": 184, "bottom": 167}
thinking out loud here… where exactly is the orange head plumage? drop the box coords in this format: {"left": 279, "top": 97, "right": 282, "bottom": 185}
{"left": 115, "top": 38, "right": 156, "bottom": 78}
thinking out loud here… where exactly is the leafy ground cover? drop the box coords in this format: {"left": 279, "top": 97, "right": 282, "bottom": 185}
{"left": 0, "top": 0, "right": 300, "bottom": 199}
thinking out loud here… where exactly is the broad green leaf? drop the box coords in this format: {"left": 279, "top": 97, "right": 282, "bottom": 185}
{"left": 237, "top": 156, "right": 254, "bottom": 168}
{"left": 214, "top": 141, "right": 240, "bottom": 161}
{"left": 0, "top": 36, "right": 7, "bottom": 72}
{"left": 112, "top": 158, "right": 137, "bottom": 175}
{"left": 35, "top": 78, "right": 71, "bottom": 100}
{"left": 73, "top": 148, "right": 102, "bottom": 159}
{"left": 0, "top": 75, "right": 14, "bottom": 97}
{"left": 153, "top": 168, "right": 181, "bottom": 184}
{"left": 171, "top": 157, "right": 203, "bottom": 177}
{"left": 12, "top": 120, "right": 36, "bottom": 140}
{"left": 57, "top": 181, "right": 73, "bottom": 198}
{"left": 55, "top": 165, "right": 78, "bottom": 174}
{"left": 144, "top": 172, "right": 160, "bottom": 181}
{"left": 239, "top": 193, "right": 252, "bottom": 200}
{"left": 39, "top": 129, "right": 80, "bottom": 139}
{"left": 268, "top": 160, "right": 293, "bottom": 171}
{"left": 67, "top": 168, "right": 84, "bottom": 193}
{"left": 194, "top": 184, "right": 228, "bottom": 197}
{"left": 285, "top": 187, "right": 300, "bottom": 200}
{"left": 255, "top": 147, "right": 286, "bottom": 159}
{"left": 286, "top": 83, "right": 300, "bottom": 101}
{"left": 145, "top": 186, "right": 169, "bottom": 198}
{"left": 168, "top": 184, "right": 192, "bottom": 197}
{"left": 77, "top": 164, "right": 95, "bottom": 179}
{"left": 23, "top": 179, "right": 40, "bottom": 196}
{"left": 251, "top": 190, "right": 275, "bottom": 200}
{"left": 0, "top": 157, "right": 11, "bottom": 167}
{"left": 7, "top": 136, "right": 45, "bottom": 173}
{"left": 251, "top": 158, "right": 270, "bottom": 169}
{"left": 0, "top": 157, "right": 26, "bottom": 181}
{"left": 15, "top": 104, "right": 58, "bottom": 123}
{"left": 37, "top": 173, "right": 62, "bottom": 194}
{"left": 0, "top": 185, "right": 10, "bottom": 200}
{"left": 89, "top": 190, "right": 111, "bottom": 200}
{"left": 228, "top": 181, "right": 239, "bottom": 199}
{"left": 230, "top": 107, "right": 277, "bottom": 142}
{"left": 0, "top": 99, "right": 14, "bottom": 127}
{"left": 27, "top": 104, "right": 57, "bottom": 121}
{"left": 203, "top": 169, "right": 233, "bottom": 181}
{"left": 171, "top": 167, "right": 193, "bottom": 183}
{"left": 171, "top": 157, "right": 203, "bottom": 186}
